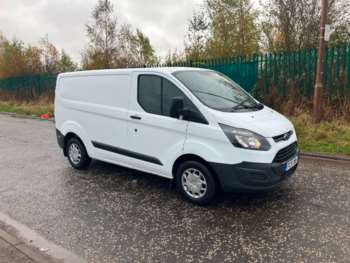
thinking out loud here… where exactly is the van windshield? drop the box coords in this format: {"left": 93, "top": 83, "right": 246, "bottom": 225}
{"left": 173, "top": 70, "right": 263, "bottom": 112}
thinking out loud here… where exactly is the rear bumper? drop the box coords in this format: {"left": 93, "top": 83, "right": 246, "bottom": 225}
{"left": 210, "top": 154, "right": 298, "bottom": 192}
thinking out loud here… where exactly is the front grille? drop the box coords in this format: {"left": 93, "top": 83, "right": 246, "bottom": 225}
{"left": 273, "top": 130, "right": 293, "bottom": 143}
{"left": 273, "top": 142, "right": 298, "bottom": 163}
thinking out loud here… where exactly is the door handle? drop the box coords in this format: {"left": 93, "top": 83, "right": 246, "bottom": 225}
{"left": 130, "top": 115, "right": 142, "bottom": 120}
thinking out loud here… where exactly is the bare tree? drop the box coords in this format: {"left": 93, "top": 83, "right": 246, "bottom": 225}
{"left": 261, "top": 0, "right": 350, "bottom": 52}
{"left": 185, "top": 10, "right": 210, "bottom": 61}
{"left": 84, "top": 0, "right": 119, "bottom": 69}
{"left": 185, "top": 0, "right": 260, "bottom": 59}
{"left": 328, "top": 0, "right": 350, "bottom": 45}
{"left": 82, "top": 0, "right": 157, "bottom": 69}
{"left": 118, "top": 24, "right": 157, "bottom": 67}
{"left": 40, "top": 36, "right": 60, "bottom": 74}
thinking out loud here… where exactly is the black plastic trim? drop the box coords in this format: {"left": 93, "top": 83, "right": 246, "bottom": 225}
{"left": 273, "top": 130, "right": 293, "bottom": 143}
{"left": 56, "top": 129, "right": 65, "bottom": 149}
{"left": 210, "top": 154, "right": 298, "bottom": 192}
{"left": 273, "top": 142, "right": 298, "bottom": 163}
{"left": 92, "top": 141, "right": 163, "bottom": 166}
{"left": 130, "top": 115, "right": 142, "bottom": 120}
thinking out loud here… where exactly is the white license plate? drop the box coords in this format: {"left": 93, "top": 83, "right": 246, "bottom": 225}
{"left": 285, "top": 155, "right": 298, "bottom": 171}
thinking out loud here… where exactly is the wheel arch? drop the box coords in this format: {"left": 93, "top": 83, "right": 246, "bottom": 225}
{"left": 172, "top": 154, "right": 222, "bottom": 190}
{"left": 58, "top": 120, "right": 91, "bottom": 156}
{"left": 63, "top": 132, "right": 83, "bottom": 156}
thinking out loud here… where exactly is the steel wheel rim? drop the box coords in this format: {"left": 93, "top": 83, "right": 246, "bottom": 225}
{"left": 181, "top": 168, "right": 207, "bottom": 199}
{"left": 68, "top": 143, "right": 82, "bottom": 165}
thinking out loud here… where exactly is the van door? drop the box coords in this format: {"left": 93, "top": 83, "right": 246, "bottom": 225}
{"left": 126, "top": 73, "right": 191, "bottom": 178}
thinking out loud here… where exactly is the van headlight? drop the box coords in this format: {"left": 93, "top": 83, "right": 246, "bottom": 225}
{"left": 219, "top": 124, "right": 271, "bottom": 151}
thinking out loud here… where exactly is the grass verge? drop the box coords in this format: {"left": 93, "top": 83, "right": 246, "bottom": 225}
{"left": 291, "top": 113, "right": 350, "bottom": 156}
{"left": 0, "top": 100, "right": 349, "bottom": 156}
{"left": 0, "top": 100, "right": 53, "bottom": 117}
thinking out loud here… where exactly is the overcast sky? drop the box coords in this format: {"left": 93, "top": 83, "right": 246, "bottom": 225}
{"left": 0, "top": 0, "right": 204, "bottom": 62}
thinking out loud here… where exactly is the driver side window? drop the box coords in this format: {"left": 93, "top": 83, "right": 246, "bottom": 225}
{"left": 162, "top": 77, "right": 191, "bottom": 117}
{"left": 138, "top": 75, "right": 203, "bottom": 122}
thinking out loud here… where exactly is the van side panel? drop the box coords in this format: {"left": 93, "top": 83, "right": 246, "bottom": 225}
{"left": 56, "top": 74, "right": 133, "bottom": 165}
{"left": 59, "top": 74, "right": 129, "bottom": 108}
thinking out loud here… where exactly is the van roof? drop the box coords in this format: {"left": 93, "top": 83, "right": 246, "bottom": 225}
{"left": 58, "top": 67, "right": 209, "bottom": 78}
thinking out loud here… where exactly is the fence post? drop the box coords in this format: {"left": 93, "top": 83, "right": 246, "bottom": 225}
{"left": 347, "top": 45, "right": 350, "bottom": 96}
{"left": 340, "top": 46, "right": 345, "bottom": 98}
{"left": 336, "top": 46, "right": 341, "bottom": 98}
{"left": 264, "top": 54, "right": 268, "bottom": 95}
{"left": 268, "top": 53, "right": 273, "bottom": 89}
{"left": 305, "top": 49, "right": 309, "bottom": 87}
{"left": 283, "top": 51, "right": 287, "bottom": 85}
{"left": 329, "top": 47, "right": 335, "bottom": 99}
{"left": 324, "top": 46, "right": 329, "bottom": 101}
{"left": 302, "top": 49, "right": 306, "bottom": 96}
{"left": 255, "top": 54, "right": 259, "bottom": 89}
{"left": 273, "top": 52, "right": 277, "bottom": 84}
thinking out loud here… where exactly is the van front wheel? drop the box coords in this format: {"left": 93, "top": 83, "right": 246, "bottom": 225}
{"left": 66, "top": 137, "right": 91, "bottom": 170}
{"left": 176, "top": 161, "right": 217, "bottom": 205}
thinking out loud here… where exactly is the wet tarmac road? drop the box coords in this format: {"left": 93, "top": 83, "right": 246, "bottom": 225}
{"left": 0, "top": 114, "right": 350, "bottom": 263}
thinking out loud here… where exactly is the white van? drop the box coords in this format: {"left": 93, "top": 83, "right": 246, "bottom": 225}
{"left": 55, "top": 68, "right": 298, "bottom": 204}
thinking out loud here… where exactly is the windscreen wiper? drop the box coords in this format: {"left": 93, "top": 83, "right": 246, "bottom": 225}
{"left": 193, "top": 91, "right": 240, "bottom": 104}
{"left": 244, "top": 102, "right": 264, "bottom": 110}
{"left": 249, "top": 103, "right": 264, "bottom": 110}
{"left": 231, "top": 98, "right": 251, "bottom": 111}
{"left": 231, "top": 99, "right": 263, "bottom": 112}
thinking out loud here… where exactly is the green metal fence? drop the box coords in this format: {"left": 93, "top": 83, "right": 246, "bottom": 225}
{"left": 0, "top": 45, "right": 349, "bottom": 101}
{"left": 163, "top": 45, "right": 350, "bottom": 101}
{"left": 0, "top": 74, "right": 56, "bottom": 100}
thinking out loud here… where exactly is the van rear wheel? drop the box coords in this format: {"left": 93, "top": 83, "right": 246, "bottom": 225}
{"left": 66, "top": 137, "right": 91, "bottom": 170}
{"left": 176, "top": 161, "right": 216, "bottom": 205}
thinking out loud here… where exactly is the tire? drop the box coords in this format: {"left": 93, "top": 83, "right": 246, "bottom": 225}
{"left": 176, "top": 160, "right": 217, "bottom": 205}
{"left": 66, "top": 137, "right": 91, "bottom": 170}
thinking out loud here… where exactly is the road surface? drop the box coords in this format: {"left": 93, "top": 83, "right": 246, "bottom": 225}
{"left": 0, "top": 114, "right": 349, "bottom": 262}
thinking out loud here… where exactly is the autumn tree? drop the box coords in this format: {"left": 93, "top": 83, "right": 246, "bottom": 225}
{"left": 261, "top": 0, "right": 320, "bottom": 52}
{"left": 260, "top": 0, "right": 350, "bottom": 52}
{"left": 23, "top": 46, "right": 43, "bottom": 75}
{"left": 119, "top": 25, "right": 157, "bottom": 66}
{"left": 0, "top": 32, "right": 75, "bottom": 77}
{"left": 185, "top": 10, "right": 210, "bottom": 61}
{"left": 0, "top": 32, "right": 5, "bottom": 47}
{"left": 185, "top": 0, "right": 260, "bottom": 60}
{"left": 133, "top": 29, "right": 157, "bottom": 65}
{"left": 40, "top": 36, "right": 60, "bottom": 74}
{"left": 83, "top": 0, "right": 119, "bottom": 69}
{"left": 165, "top": 49, "right": 185, "bottom": 65}
{"left": 82, "top": 0, "right": 157, "bottom": 69}
{"left": 0, "top": 39, "right": 28, "bottom": 77}
{"left": 328, "top": 0, "right": 350, "bottom": 46}
{"left": 59, "top": 50, "right": 77, "bottom": 72}
{"left": 40, "top": 38, "right": 76, "bottom": 74}
{"left": 207, "top": 0, "right": 260, "bottom": 57}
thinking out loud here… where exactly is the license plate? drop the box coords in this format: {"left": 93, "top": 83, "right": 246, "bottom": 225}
{"left": 285, "top": 155, "right": 298, "bottom": 171}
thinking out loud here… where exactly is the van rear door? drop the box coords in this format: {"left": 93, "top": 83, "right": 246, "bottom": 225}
{"left": 126, "top": 72, "right": 188, "bottom": 177}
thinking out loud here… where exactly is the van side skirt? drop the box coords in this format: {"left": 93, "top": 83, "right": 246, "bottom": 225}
{"left": 91, "top": 141, "right": 163, "bottom": 166}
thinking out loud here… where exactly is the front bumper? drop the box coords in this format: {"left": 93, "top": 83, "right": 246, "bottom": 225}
{"left": 210, "top": 155, "right": 298, "bottom": 192}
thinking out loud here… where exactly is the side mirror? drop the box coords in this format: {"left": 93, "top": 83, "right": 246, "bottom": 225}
{"left": 170, "top": 97, "right": 184, "bottom": 119}
{"left": 170, "top": 97, "right": 209, "bottom": 124}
